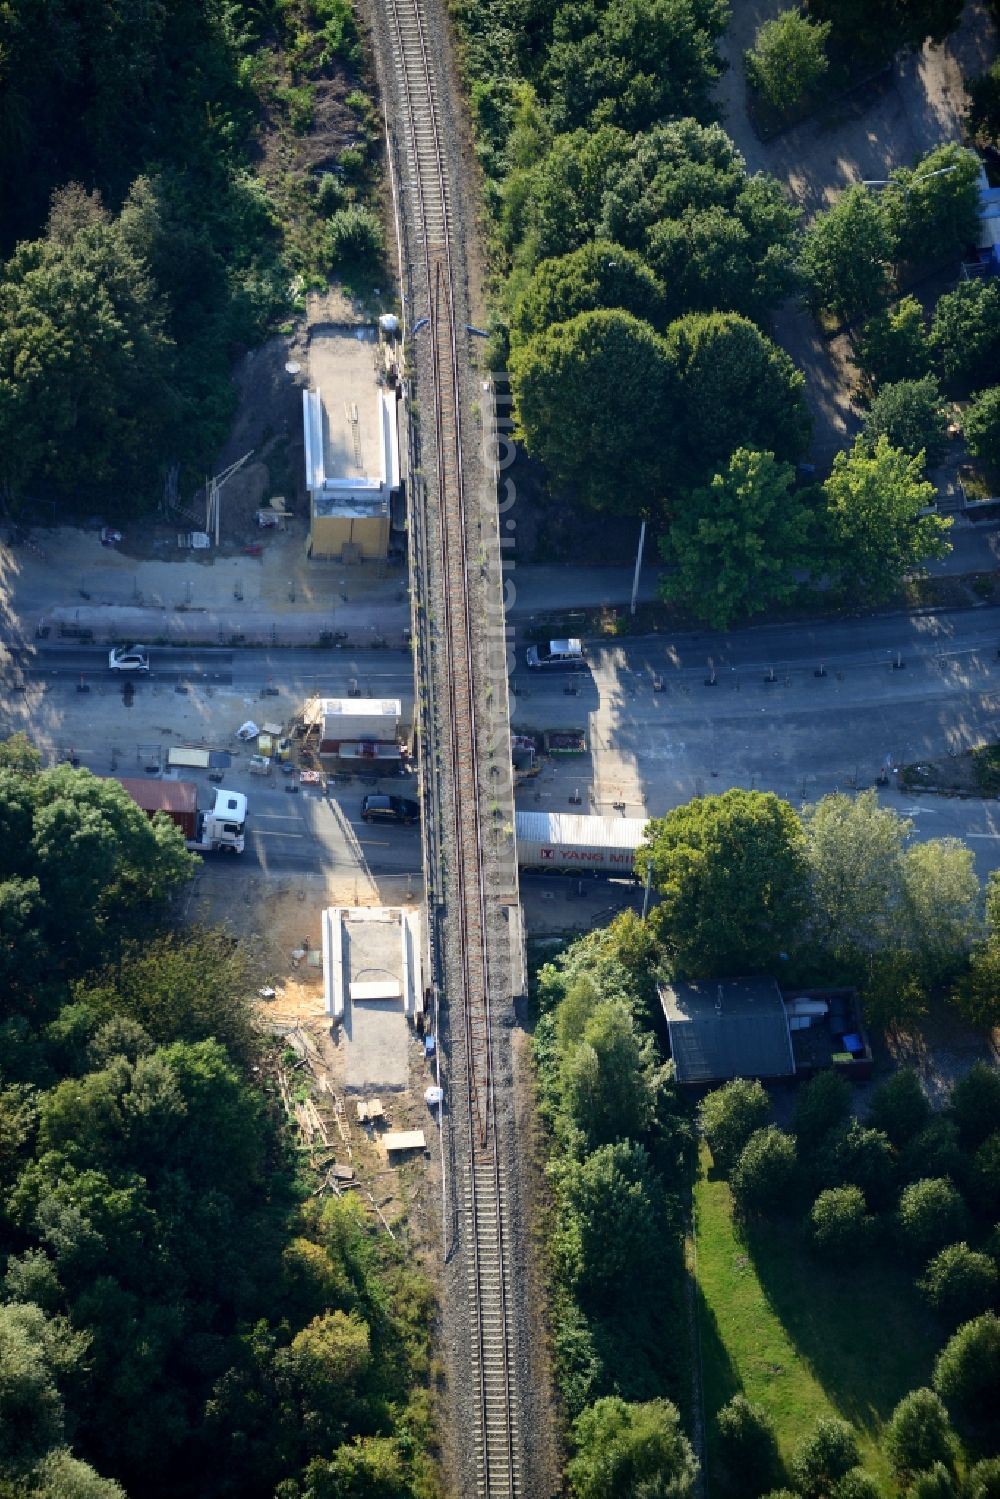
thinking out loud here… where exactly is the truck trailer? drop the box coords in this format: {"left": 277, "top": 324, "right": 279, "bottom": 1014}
{"left": 515, "top": 810, "right": 648, "bottom": 875}
{"left": 114, "top": 777, "right": 248, "bottom": 854}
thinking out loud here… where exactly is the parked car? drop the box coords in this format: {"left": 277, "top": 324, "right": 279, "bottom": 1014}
{"left": 361, "top": 793, "right": 420, "bottom": 825}
{"left": 525, "top": 638, "right": 587, "bottom": 671}
{"left": 108, "top": 646, "right": 149, "bottom": 672}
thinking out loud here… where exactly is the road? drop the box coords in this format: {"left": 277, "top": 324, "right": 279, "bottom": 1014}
{"left": 7, "top": 605, "right": 1000, "bottom": 878}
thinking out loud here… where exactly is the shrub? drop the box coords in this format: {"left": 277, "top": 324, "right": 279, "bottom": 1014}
{"left": 699, "top": 1079, "right": 771, "bottom": 1172}
{"left": 819, "top": 1120, "right": 896, "bottom": 1208}
{"left": 868, "top": 1068, "right": 931, "bottom": 1147}
{"left": 883, "top": 1387, "right": 956, "bottom": 1480}
{"left": 973, "top": 1133, "right": 1000, "bottom": 1219}
{"left": 809, "top": 1185, "right": 876, "bottom": 1259}
{"left": 919, "top": 1243, "right": 999, "bottom": 1324}
{"left": 965, "top": 388, "right": 1000, "bottom": 473}
{"left": 716, "top": 1394, "right": 784, "bottom": 1497}
{"left": 792, "top": 1070, "right": 852, "bottom": 1149}
{"left": 791, "top": 1416, "right": 860, "bottom": 1499}
{"left": 316, "top": 173, "right": 346, "bottom": 216}
{"left": 966, "top": 1458, "right": 1000, "bottom": 1499}
{"left": 744, "top": 10, "right": 831, "bottom": 115}
{"left": 862, "top": 376, "right": 949, "bottom": 467}
{"left": 325, "top": 206, "right": 384, "bottom": 268}
{"left": 731, "top": 1127, "right": 798, "bottom": 1217}
{"left": 898, "top": 1178, "right": 967, "bottom": 1259}
{"left": 930, "top": 281, "right": 1000, "bottom": 395}
{"left": 933, "top": 1312, "right": 1000, "bottom": 1434}
{"left": 831, "top": 1470, "right": 880, "bottom": 1499}
{"left": 900, "top": 1118, "right": 964, "bottom": 1188}
{"left": 909, "top": 1462, "right": 957, "bottom": 1499}
{"left": 951, "top": 1064, "right": 1000, "bottom": 1148}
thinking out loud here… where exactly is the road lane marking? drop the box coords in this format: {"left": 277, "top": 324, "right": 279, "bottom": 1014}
{"left": 252, "top": 830, "right": 306, "bottom": 839}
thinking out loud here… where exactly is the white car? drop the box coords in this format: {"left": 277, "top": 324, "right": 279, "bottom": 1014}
{"left": 108, "top": 646, "right": 149, "bottom": 672}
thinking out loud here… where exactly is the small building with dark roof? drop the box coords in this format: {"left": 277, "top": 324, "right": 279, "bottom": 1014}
{"left": 658, "top": 977, "right": 796, "bottom": 1086}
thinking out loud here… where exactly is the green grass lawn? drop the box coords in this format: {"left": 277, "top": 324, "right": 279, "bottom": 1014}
{"left": 694, "top": 1144, "right": 942, "bottom": 1492}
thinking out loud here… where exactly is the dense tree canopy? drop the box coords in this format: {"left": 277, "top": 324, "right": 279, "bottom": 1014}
{"left": 509, "top": 241, "right": 666, "bottom": 344}
{"left": 664, "top": 312, "right": 810, "bottom": 484}
{"left": 510, "top": 308, "right": 675, "bottom": 511}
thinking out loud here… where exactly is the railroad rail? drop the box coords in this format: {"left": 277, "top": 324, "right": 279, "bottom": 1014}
{"left": 383, "top": 0, "right": 520, "bottom": 1493}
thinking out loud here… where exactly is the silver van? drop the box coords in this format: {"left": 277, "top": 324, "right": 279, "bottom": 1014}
{"left": 525, "top": 638, "right": 587, "bottom": 671}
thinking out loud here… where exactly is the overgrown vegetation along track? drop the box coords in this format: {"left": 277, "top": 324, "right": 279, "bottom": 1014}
{"left": 383, "top": 0, "right": 521, "bottom": 1492}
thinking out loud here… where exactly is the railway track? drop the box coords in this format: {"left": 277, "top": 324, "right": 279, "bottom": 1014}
{"left": 383, "top": 0, "right": 520, "bottom": 1493}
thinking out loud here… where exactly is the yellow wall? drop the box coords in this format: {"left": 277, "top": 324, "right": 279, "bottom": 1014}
{"left": 308, "top": 512, "right": 390, "bottom": 560}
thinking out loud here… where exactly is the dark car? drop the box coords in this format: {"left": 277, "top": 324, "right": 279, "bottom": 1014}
{"left": 361, "top": 793, "right": 421, "bottom": 825}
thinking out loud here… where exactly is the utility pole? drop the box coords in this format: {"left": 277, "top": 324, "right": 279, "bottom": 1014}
{"left": 205, "top": 450, "right": 253, "bottom": 546}
{"left": 630, "top": 519, "right": 647, "bottom": 616}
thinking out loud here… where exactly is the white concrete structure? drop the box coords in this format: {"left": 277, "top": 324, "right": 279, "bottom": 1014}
{"left": 303, "top": 325, "right": 400, "bottom": 559}
{"left": 322, "top": 905, "right": 422, "bottom": 1023}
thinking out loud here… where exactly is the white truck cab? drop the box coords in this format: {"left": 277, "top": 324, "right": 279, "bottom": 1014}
{"left": 194, "top": 789, "right": 248, "bottom": 853}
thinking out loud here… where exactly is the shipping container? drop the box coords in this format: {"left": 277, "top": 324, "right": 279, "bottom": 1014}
{"left": 515, "top": 810, "right": 648, "bottom": 874}
{"left": 167, "top": 746, "right": 212, "bottom": 769}
{"left": 114, "top": 777, "right": 199, "bottom": 841}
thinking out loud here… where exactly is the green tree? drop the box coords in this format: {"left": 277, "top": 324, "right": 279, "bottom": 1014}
{"left": 715, "top": 1395, "right": 784, "bottom": 1498}
{"left": 930, "top": 281, "right": 1000, "bottom": 395}
{"left": 639, "top": 790, "right": 809, "bottom": 977}
{"left": 919, "top": 1243, "right": 999, "bottom": 1325}
{"left": 33, "top": 1450, "right": 127, "bottom": 1499}
{"left": 665, "top": 312, "right": 810, "bottom": 485}
{"left": 883, "top": 145, "right": 982, "bottom": 269}
{"left": 699, "top": 1080, "right": 772, "bottom": 1172}
{"left": 559, "top": 999, "right": 659, "bottom": 1148}
{"left": 883, "top": 1387, "right": 956, "bottom": 1481}
{"left": 510, "top": 241, "right": 666, "bottom": 345}
{"left": 809, "top": 1185, "right": 876, "bottom": 1259}
{"left": 792, "top": 1071, "right": 853, "bottom": 1149}
{"left": 502, "top": 124, "right": 631, "bottom": 268}
{"left": 819, "top": 1120, "right": 896, "bottom": 1208}
{"left": 909, "top": 1463, "right": 958, "bottom": 1499}
{"left": 541, "top": 0, "right": 727, "bottom": 133}
{"left": 0, "top": 185, "right": 177, "bottom": 507}
{"left": 950, "top": 1063, "right": 1000, "bottom": 1148}
{"left": 0, "top": 1302, "right": 88, "bottom": 1476}
{"left": 862, "top": 377, "right": 949, "bottom": 467}
{"left": 510, "top": 309, "right": 675, "bottom": 512}
{"left": 558, "top": 1142, "right": 664, "bottom": 1301}
{"left": 791, "top": 1416, "right": 860, "bottom": 1499}
{"left": 966, "top": 1458, "right": 1000, "bottom": 1499}
{"left": 869, "top": 1069, "right": 930, "bottom": 1148}
{"left": 856, "top": 297, "right": 932, "bottom": 386}
{"left": 73, "top": 928, "right": 256, "bottom": 1062}
{"left": 824, "top": 436, "right": 950, "bottom": 598}
{"left": 599, "top": 120, "right": 800, "bottom": 322}
{"left": 898, "top": 1178, "right": 967, "bottom": 1260}
{"left": 965, "top": 387, "right": 1000, "bottom": 474}
{"left": 658, "top": 448, "right": 812, "bottom": 628}
{"left": 973, "top": 1133, "right": 1000, "bottom": 1219}
{"left": 299, "top": 1437, "right": 409, "bottom": 1499}
{"left": 803, "top": 790, "right": 908, "bottom": 960}
{"left": 900, "top": 1119, "right": 964, "bottom": 1188}
{"left": 567, "top": 1396, "right": 699, "bottom": 1499}
{"left": 745, "top": 10, "right": 830, "bottom": 114}
{"left": 730, "top": 1126, "right": 798, "bottom": 1216}
{"left": 831, "top": 1470, "right": 880, "bottom": 1499}
{"left": 799, "top": 186, "right": 896, "bottom": 322}
{"left": 324, "top": 206, "right": 383, "bottom": 268}
{"left": 933, "top": 1313, "right": 1000, "bottom": 1436}
{"left": 902, "top": 837, "right": 982, "bottom": 988}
